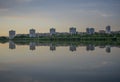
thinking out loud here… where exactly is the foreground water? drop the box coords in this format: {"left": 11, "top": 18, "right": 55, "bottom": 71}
{"left": 0, "top": 41, "right": 120, "bottom": 82}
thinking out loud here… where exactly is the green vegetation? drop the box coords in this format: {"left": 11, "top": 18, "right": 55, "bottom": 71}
{"left": 8, "top": 33, "right": 120, "bottom": 46}
{"left": 0, "top": 33, "right": 116, "bottom": 46}
{"left": 13, "top": 40, "right": 120, "bottom": 46}
{"left": 0, "top": 36, "right": 9, "bottom": 43}
{"left": 13, "top": 33, "right": 120, "bottom": 42}
{"left": 0, "top": 33, "right": 120, "bottom": 44}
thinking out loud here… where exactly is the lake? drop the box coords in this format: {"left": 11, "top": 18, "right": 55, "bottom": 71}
{"left": 0, "top": 41, "right": 120, "bottom": 82}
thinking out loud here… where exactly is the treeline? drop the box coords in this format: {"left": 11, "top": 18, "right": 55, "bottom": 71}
{"left": 0, "top": 33, "right": 120, "bottom": 42}
{"left": 13, "top": 33, "right": 120, "bottom": 42}
{"left": 0, "top": 36, "right": 8, "bottom": 39}
{"left": 0, "top": 36, "right": 9, "bottom": 43}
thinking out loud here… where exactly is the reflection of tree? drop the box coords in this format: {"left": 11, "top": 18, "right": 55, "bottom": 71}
{"left": 29, "top": 42, "right": 36, "bottom": 50}
{"left": 9, "top": 41, "right": 16, "bottom": 49}
{"left": 0, "top": 37, "right": 8, "bottom": 43}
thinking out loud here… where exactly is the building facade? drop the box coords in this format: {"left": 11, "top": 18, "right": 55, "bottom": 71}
{"left": 99, "top": 30, "right": 105, "bottom": 34}
{"left": 50, "top": 28, "right": 56, "bottom": 35}
{"left": 29, "top": 29, "right": 36, "bottom": 37}
{"left": 86, "top": 27, "right": 95, "bottom": 34}
{"left": 106, "top": 25, "right": 111, "bottom": 34}
{"left": 9, "top": 30, "right": 16, "bottom": 39}
{"left": 70, "top": 27, "right": 76, "bottom": 34}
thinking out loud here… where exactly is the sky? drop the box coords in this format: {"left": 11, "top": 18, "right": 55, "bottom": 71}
{"left": 0, "top": 0, "right": 120, "bottom": 36}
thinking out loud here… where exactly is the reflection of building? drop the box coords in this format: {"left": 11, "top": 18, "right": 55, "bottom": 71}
{"left": 50, "top": 28, "right": 56, "bottom": 35}
{"left": 9, "top": 41, "right": 16, "bottom": 49}
{"left": 106, "top": 45, "right": 111, "bottom": 53}
{"left": 86, "top": 28, "right": 95, "bottom": 34}
{"left": 70, "top": 45, "right": 76, "bottom": 52}
{"left": 86, "top": 44, "right": 95, "bottom": 51}
{"left": 106, "top": 25, "right": 111, "bottom": 34}
{"left": 50, "top": 44, "right": 56, "bottom": 51}
{"left": 9, "top": 30, "right": 16, "bottom": 39}
{"left": 29, "top": 29, "right": 36, "bottom": 37}
{"left": 70, "top": 27, "right": 76, "bottom": 34}
{"left": 29, "top": 42, "right": 36, "bottom": 50}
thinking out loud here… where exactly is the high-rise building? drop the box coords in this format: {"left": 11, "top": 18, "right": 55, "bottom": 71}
{"left": 70, "top": 27, "right": 76, "bottom": 34}
{"left": 29, "top": 29, "right": 36, "bottom": 37}
{"left": 90, "top": 28, "right": 95, "bottom": 34}
{"left": 9, "top": 30, "right": 16, "bottom": 39}
{"left": 106, "top": 25, "right": 111, "bottom": 34}
{"left": 86, "top": 28, "right": 89, "bottom": 34}
{"left": 50, "top": 28, "right": 56, "bottom": 35}
{"left": 86, "top": 27, "right": 95, "bottom": 34}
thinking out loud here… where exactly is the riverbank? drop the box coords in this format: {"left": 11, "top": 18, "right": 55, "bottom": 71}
{"left": 0, "top": 34, "right": 120, "bottom": 44}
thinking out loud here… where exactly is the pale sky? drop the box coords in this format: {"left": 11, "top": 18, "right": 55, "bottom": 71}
{"left": 0, "top": 0, "right": 120, "bottom": 36}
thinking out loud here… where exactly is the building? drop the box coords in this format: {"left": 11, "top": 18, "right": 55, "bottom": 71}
{"left": 36, "top": 33, "right": 50, "bottom": 37}
{"left": 106, "top": 25, "right": 111, "bottom": 34}
{"left": 50, "top": 28, "right": 56, "bottom": 35}
{"left": 86, "top": 28, "right": 90, "bottom": 34}
{"left": 29, "top": 29, "right": 36, "bottom": 38}
{"left": 9, "top": 30, "right": 16, "bottom": 39}
{"left": 90, "top": 28, "right": 95, "bottom": 34}
{"left": 16, "top": 34, "right": 28, "bottom": 37}
{"left": 70, "top": 27, "right": 76, "bottom": 34}
{"left": 111, "top": 31, "right": 120, "bottom": 34}
{"left": 86, "top": 27, "right": 95, "bottom": 34}
{"left": 99, "top": 30, "right": 105, "bottom": 34}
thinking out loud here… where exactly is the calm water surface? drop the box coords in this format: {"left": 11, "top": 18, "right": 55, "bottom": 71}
{"left": 0, "top": 42, "right": 120, "bottom": 82}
